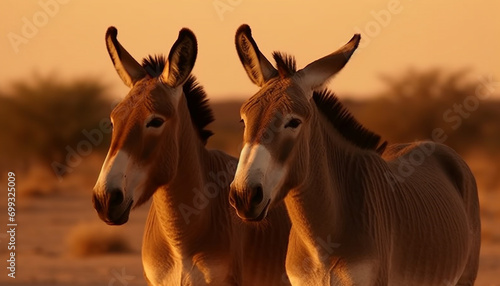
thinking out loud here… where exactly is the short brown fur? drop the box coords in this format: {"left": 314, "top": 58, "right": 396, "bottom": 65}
{"left": 231, "top": 24, "right": 480, "bottom": 286}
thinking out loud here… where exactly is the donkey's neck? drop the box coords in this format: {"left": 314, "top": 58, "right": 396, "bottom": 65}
{"left": 284, "top": 111, "right": 369, "bottom": 266}
{"left": 148, "top": 98, "right": 234, "bottom": 254}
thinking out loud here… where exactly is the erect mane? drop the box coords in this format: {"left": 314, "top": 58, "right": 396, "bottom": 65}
{"left": 142, "top": 55, "right": 214, "bottom": 144}
{"left": 266, "top": 53, "right": 386, "bottom": 154}
{"left": 142, "top": 55, "right": 166, "bottom": 76}
{"left": 272, "top": 52, "right": 297, "bottom": 77}
{"left": 313, "top": 90, "right": 387, "bottom": 154}
{"left": 182, "top": 76, "right": 214, "bottom": 144}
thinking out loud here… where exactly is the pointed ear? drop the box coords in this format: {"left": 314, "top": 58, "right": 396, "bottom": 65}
{"left": 105, "top": 27, "right": 147, "bottom": 88}
{"left": 160, "top": 28, "right": 197, "bottom": 88}
{"left": 235, "top": 24, "right": 277, "bottom": 87}
{"left": 298, "top": 34, "right": 360, "bottom": 92}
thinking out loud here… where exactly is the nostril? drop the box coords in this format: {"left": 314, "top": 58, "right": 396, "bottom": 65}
{"left": 251, "top": 185, "right": 264, "bottom": 205}
{"left": 109, "top": 188, "right": 124, "bottom": 206}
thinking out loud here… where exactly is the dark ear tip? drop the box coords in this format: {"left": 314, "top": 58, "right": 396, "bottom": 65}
{"left": 236, "top": 24, "right": 252, "bottom": 38}
{"left": 350, "top": 34, "right": 361, "bottom": 46}
{"left": 106, "top": 26, "right": 118, "bottom": 39}
{"left": 179, "top": 28, "right": 197, "bottom": 42}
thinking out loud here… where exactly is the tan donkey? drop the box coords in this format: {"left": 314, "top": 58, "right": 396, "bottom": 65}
{"left": 92, "top": 27, "right": 290, "bottom": 285}
{"left": 229, "top": 24, "right": 480, "bottom": 285}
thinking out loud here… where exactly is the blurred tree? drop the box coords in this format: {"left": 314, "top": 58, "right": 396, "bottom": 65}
{"left": 351, "top": 68, "right": 500, "bottom": 154}
{"left": 0, "top": 76, "right": 114, "bottom": 174}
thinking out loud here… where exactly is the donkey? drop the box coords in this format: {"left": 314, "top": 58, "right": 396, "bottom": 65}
{"left": 229, "top": 24, "right": 480, "bottom": 285}
{"left": 92, "top": 27, "right": 291, "bottom": 285}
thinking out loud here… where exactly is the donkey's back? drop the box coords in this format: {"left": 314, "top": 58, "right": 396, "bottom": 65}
{"left": 382, "top": 142, "right": 480, "bottom": 285}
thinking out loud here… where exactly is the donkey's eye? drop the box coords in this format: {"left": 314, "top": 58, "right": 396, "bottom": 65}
{"left": 146, "top": 117, "right": 165, "bottom": 128}
{"left": 284, "top": 118, "right": 302, "bottom": 129}
{"left": 240, "top": 119, "right": 245, "bottom": 127}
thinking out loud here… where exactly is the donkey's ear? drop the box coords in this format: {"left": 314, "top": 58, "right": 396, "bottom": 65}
{"left": 235, "top": 24, "right": 277, "bottom": 87}
{"left": 105, "top": 27, "right": 147, "bottom": 88}
{"left": 161, "top": 28, "right": 197, "bottom": 88}
{"left": 298, "top": 34, "right": 360, "bottom": 92}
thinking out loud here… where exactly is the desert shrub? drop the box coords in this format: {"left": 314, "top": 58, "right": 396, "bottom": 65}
{"left": 0, "top": 75, "right": 114, "bottom": 175}
{"left": 67, "top": 222, "right": 131, "bottom": 257}
{"left": 349, "top": 68, "right": 500, "bottom": 154}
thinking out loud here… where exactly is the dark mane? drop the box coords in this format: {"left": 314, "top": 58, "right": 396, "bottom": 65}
{"left": 272, "top": 52, "right": 297, "bottom": 76}
{"left": 182, "top": 75, "right": 214, "bottom": 144}
{"left": 142, "top": 55, "right": 214, "bottom": 144}
{"left": 313, "top": 90, "right": 387, "bottom": 154}
{"left": 142, "top": 55, "right": 166, "bottom": 77}
{"left": 271, "top": 52, "right": 386, "bottom": 154}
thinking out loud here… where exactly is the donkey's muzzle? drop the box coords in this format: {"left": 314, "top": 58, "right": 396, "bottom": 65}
{"left": 92, "top": 188, "right": 131, "bottom": 225}
{"left": 229, "top": 184, "right": 267, "bottom": 221}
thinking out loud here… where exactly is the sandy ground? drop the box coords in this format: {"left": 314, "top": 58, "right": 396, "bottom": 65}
{"left": 0, "top": 189, "right": 150, "bottom": 286}
{"left": 0, "top": 163, "right": 499, "bottom": 286}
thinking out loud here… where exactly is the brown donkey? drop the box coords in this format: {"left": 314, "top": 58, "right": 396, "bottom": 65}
{"left": 92, "top": 27, "right": 290, "bottom": 285}
{"left": 229, "top": 24, "right": 480, "bottom": 285}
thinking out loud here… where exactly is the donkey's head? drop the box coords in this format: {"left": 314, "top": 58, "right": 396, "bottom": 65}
{"left": 229, "top": 24, "right": 360, "bottom": 221}
{"left": 92, "top": 27, "right": 198, "bottom": 225}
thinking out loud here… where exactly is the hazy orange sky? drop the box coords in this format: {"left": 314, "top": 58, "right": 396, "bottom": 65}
{"left": 1, "top": 1, "right": 499, "bottom": 100}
